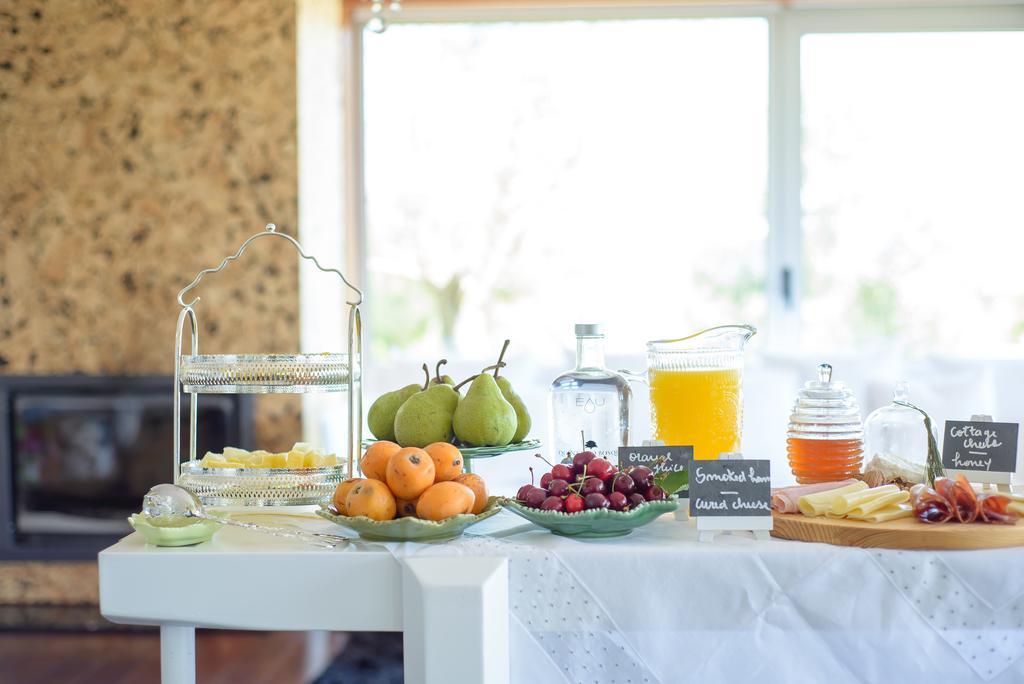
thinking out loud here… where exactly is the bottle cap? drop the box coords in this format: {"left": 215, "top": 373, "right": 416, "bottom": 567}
{"left": 574, "top": 323, "right": 603, "bottom": 338}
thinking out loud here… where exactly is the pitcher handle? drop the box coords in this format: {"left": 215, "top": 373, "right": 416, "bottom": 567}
{"left": 618, "top": 368, "right": 648, "bottom": 445}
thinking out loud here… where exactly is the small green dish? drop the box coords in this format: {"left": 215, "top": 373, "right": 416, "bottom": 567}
{"left": 128, "top": 514, "right": 220, "bottom": 547}
{"left": 500, "top": 497, "right": 679, "bottom": 538}
{"left": 316, "top": 497, "right": 501, "bottom": 542}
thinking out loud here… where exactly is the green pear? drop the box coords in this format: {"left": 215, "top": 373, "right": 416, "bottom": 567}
{"left": 394, "top": 364, "right": 460, "bottom": 447}
{"left": 490, "top": 340, "right": 531, "bottom": 443}
{"left": 367, "top": 377, "right": 421, "bottom": 442}
{"left": 497, "top": 376, "right": 530, "bottom": 443}
{"left": 429, "top": 359, "right": 457, "bottom": 388}
{"left": 452, "top": 373, "right": 517, "bottom": 447}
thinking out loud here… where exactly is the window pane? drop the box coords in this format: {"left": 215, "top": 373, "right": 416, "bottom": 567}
{"left": 801, "top": 32, "right": 1024, "bottom": 354}
{"left": 362, "top": 19, "right": 768, "bottom": 364}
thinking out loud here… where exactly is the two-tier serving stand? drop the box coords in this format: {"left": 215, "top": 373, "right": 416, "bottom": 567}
{"left": 172, "top": 224, "right": 361, "bottom": 507}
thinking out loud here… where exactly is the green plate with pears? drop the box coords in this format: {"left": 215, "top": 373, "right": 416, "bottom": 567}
{"left": 365, "top": 342, "right": 538, "bottom": 468}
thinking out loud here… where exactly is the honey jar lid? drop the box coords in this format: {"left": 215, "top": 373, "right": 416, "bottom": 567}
{"left": 787, "top": 363, "right": 864, "bottom": 439}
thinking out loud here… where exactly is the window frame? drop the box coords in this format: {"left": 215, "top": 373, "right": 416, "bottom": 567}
{"left": 340, "top": 2, "right": 1024, "bottom": 356}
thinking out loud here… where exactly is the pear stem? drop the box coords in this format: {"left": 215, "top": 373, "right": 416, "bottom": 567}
{"left": 452, "top": 374, "right": 478, "bottom": 391}
{"left": 435, "top": 359, "right": 448, "bottom": 384}
{"left": 420, "top": 363, "right": 430, "bottom": 391}
{"left": 493, "top": 339, "right": 511, "bottom": 378}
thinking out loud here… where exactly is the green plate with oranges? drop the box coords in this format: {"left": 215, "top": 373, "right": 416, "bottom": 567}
{"left": 500, "top": 496, "right": 679, "bottom": 538}
{"left": 316, "top": 497, "right": 501, "bottom": 542}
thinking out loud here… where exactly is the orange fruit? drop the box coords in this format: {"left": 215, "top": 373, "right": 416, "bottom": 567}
{"left": 332, "top": 477, "right": 364, "bottom": 515}
{"left": 395, "top": 496, "right": 419, "bottom": 518}
{"left": 416, "top": 481, "right": 475, "bottom": 521}
{"left": 360, "top": 441, "right": 401, "bottom": 481}
{"left": 425, "top": 442, "right": 464, "bottom": 482}
{"left": 345, "top": 479, "right": 397, "bottom": 521}
{"left": 454, "top": 473, "right": 488, "bottom": 515}
{"left": 386, "top": 447, "right": 436, "bottom": 500}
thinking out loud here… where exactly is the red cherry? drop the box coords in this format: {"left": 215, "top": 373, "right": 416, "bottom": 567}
{"left": 628, "top": 492, "right": 647, "bottom": 508}
{"left": 524, "top": 487, "right": 548, "bottom": 508}
{"left": 644, "top": 485, "right": 667, "bottom": 501}
{"left": 608, "top": 491, "right": 628, "bottom": 511}
{"left": 551, "top": 464, "right": 573, "bottom": 482}
{"left": 584, "top": 492, "right": 610, "bottom": 510}
{"left": 611, "top": 473, "right": 636, "bottom": 496}
{"left": 572, "top": 451, "right": 596, "bottom": 475}
{"left": 547, "top": 479, "right": 570, "bottom": 497}
{"left": 629, "top": 466, "right": 654, "bottom": 489}
{"left": 564, "top": 493, "right": 584, "bottom": 514}
{"left": 540, "top": 496, "right": 565, "bottom": 512}
{"left": 587, "top": 458, "right": 615, "bottom": 482}
{"left": 516, "top": 484, "right": 533, "bottom": 501}
{"left": 580, "top": 476, "right": 606, "bottom": 496}
{"left": 540, "top": 472, "right": 554, "bottom": 489}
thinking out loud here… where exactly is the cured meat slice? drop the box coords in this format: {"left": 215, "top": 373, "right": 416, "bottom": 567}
{"left": 910, "top": 483, "right": 954, "bottom": 524}
{"left": 978, "top": 493, "right": 1019, "bottom": 524}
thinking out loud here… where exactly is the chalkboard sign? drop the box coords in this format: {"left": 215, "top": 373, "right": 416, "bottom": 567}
{"left": 942, "top": 420, "right": 1019, "bottom": 475}
{"left": 617, "top": 446, "right": 692, "bottom": 495}
{"left": 689, "top": 460, "right": 772, "bottom": 518}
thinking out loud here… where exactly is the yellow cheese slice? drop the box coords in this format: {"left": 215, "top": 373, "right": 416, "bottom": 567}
{"left": 830, "top": 484, "right": 901, "bottom": 516}
{"left": 798, "top": 481, "right": 868, "bottom": 517}
{"left": 847, "top": 502, "right": 913, "bottom": 523}
{"left": 286, "top": 451, "right": 306, "bottom": 469}
{"left": 845, "top": 489, "right": 909, "bottom": 517}
{"left": 268, "top": 452, "right": 289, "bottom": 468}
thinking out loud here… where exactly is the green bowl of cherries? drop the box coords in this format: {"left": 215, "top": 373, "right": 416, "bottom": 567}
{"left": 500, "top": 452, "right": 679, "bottom": 538}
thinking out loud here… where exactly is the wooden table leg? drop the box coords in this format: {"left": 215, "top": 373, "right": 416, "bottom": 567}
{"left": 160, "top": 625, "right": 196, "bottom": 684}
{"left": 401, "top": 556, "right": 509, "bottom": 684}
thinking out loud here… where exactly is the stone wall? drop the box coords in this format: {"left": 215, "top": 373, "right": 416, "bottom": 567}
{"left": 0, "top": 0, "right": 302, "bottom": 604}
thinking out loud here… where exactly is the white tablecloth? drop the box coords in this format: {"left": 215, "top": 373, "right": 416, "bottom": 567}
{"left": 377, "top": 512, "right": 1024, "bottom": 684}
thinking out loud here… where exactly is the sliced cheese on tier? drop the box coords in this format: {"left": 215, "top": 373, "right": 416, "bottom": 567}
{"left": 847, "top": 502, "right": 912, "bottom": 523}
{"left": 798, "top": 481, "right": 868, "bottom": 517}
{"left": 846, "top": 489, "right": 909, "bottom": 517}
{"left": 829, "top": 484, "right": 903, "bottom": 516}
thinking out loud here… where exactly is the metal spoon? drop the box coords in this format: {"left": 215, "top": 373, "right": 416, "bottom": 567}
{"left": 142, "top": 483, "right": 350, "bottom": 549}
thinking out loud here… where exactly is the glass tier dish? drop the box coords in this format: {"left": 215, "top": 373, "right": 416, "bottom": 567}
{"left": 178, "top": 461, "right": 346, "bottom": 507}
{"left": 179, "top": 353, "right": 359, "bottom": 394}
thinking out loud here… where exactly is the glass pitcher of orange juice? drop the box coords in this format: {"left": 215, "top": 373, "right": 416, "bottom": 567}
{"left": 623, "top": 325, "right": 755, "bottom": 460}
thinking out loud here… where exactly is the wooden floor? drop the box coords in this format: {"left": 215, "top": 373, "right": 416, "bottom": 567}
{"left": 0, "top": 630, "right": 347, "bottom": 684}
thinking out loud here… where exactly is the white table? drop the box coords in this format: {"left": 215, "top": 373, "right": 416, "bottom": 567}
{"left": 98, "top": 520, "right": 509, "bottom": 684}
{"left": 101, "top": 512, "right": 1024, "bottom": 684}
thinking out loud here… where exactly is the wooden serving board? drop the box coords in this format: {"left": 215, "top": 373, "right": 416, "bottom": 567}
{"left": 771, "top": 512, "right": 1024, "bottom": 550}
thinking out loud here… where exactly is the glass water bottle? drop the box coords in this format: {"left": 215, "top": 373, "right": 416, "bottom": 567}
{"left": 548, "top": 324, "right": 631, "bottom": 463}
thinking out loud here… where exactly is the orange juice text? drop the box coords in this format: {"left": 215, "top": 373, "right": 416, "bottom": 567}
{"left": 649, "top": 368, "right": 742, "bottom": 460}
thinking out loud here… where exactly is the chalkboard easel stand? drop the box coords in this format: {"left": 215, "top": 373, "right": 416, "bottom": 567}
{"left": 696, "top": 516, "right": 773, "bottom": 542}
{"left": 948, "top": 414, "right": 1013, "bottom": 493}
{"left": 693, "top": 452, "right": 773, "bottom": 542}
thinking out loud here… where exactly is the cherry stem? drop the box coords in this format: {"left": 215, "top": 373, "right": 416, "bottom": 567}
{"left": 493, "top": 339, "right": 510, "bottom": 378}
{"left": 529, "top": 466, "right": 535, "bottom": 487}
{"left": 534, "top": 453, "right": 556, "bottom": 468}
{"left": 420, "top": 363, "right": 430, "bottom": 391}
{"left": 435, "top": 359, "right": 447, "bottom": 384}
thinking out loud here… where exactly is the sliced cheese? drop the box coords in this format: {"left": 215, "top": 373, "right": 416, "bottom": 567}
{"left": 286, "top": 450, "right": 306, "bottom": 469}
{"left": 845, "top": 489, "right": 909, "bottom": 517}
{"left": 847, "top": 502, "right": 912, "bottom": 523}
{"left": 830, "top": 484, "right": 901, "bottom": 516}
{"left": 798, "top": 481, "right": 868, "bottom": 517}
